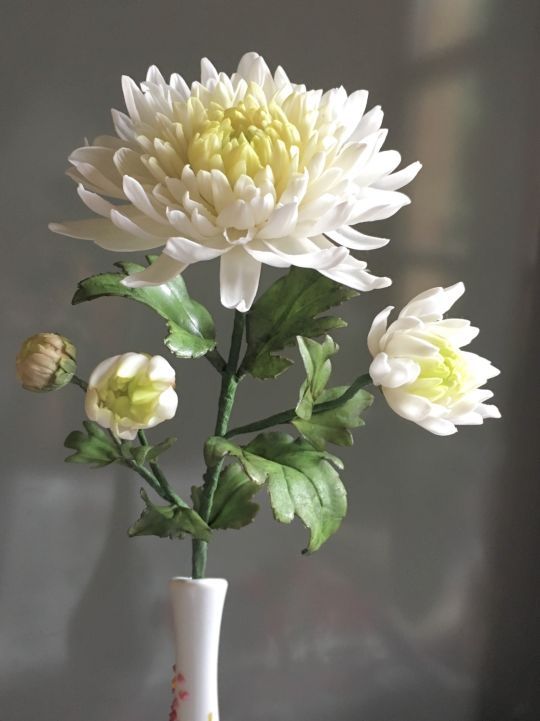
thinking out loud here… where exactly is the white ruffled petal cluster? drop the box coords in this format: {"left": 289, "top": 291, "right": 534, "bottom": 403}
{"left": 368, "top": 283, "right": 501, "bottom": 435}
{"left": 85, "top": 353, "right": 178, "bottom": 440}
{"left": 50, "top": 52, "right": 421, "bottom": 311}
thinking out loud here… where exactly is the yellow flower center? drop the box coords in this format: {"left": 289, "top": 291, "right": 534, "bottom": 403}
{"left": 187, "top": 94, "right": 302, "bottom": 192}
{"left": 406, "top": 334, "right": 471, "bottom": 405}
{"left": 99, "top": 372, "right": 167, "bottom": 424}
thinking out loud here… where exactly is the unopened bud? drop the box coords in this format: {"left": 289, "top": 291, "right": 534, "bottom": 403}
{"left": 16, "top": 332, "right": 77, "bottom": 392}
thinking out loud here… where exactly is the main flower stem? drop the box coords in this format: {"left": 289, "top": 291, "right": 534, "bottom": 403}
{"left": 225, "top": 372, "right": 372, "bottom": 438}
{"left": 192, "top": 310, "right": 245, "bottom": 579}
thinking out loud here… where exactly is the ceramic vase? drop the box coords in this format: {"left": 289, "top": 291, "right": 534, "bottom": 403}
{"left": 169, "top": 577, "right": 228, "bottom": 721}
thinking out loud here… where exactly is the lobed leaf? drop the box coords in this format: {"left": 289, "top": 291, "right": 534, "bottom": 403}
{"left": 209, "top": 432, "right": 347, "bottom": 553}
{"left": 292, "top": 335, "right": 373, "bottom": 449}
{"left": 128, "top": 489, "right": 211, "bottom": 541}
{"left": 242, "top": 267, "right": 358, "bottom": 379}
{"left": 64, "top": 421, "right": 121, "bottom": 468}
{"left": 293, "top": 386, "right": 373, "bottom": 450}
{"left": 192, "top": 464, "right": 260, "bottom": 531}
{"left": 72, "top": 259, "right": 216, "bottom": 359}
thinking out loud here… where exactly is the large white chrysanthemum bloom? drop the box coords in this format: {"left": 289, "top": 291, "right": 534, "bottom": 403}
{"left": 85, "top": 353, "right": 178, "bottom": 440}
{"left": 368, "top": 283, "right": 501, "bottom": 435}
{"left": 50, "top": 52, "right": 421, "bottom": 311}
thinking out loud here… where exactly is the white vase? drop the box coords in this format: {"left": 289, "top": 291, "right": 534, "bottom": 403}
{"left": 169, "top": 577, "right": 228, "bottom": 721}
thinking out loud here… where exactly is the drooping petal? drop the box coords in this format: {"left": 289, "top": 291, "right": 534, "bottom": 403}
{"left": 263, "top": 237, "right": 348, "bottom": 269}
{"left": 165, "top": 236, "right": 229, "bottom": 264}
{"left": 326, "top": 225, "right": 389, "bottom": 250}
{"left": 219, "top": 246, "right": 262, "bottom": 312}
{"left": 320, "top": 255, "right": 391, "bottom": 291}
{"left": 49, "top": 218, "right": 161, "bottom": 251}
{"left": 122, "top": 253, "right": 187, "bottom": 287}
{"left": 373, "top": 161, "right": 422, "bottom": 191}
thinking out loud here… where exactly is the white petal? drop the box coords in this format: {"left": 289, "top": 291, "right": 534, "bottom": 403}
{"left": 367, "top": 306, "right": 394, "bottom": 356}
{"left": 151, "top": 386, "right": 179, "bottom": 423}
{"left": 417, "top": 415, "right": 458, "bottom": 436}
{"left": 217, "top": 199, "right": 255, "bottom": 229}
{"left": 110, "top": 208, "right": 168, "bottom": 243}
{"left": 383, "top": 388, "right": 436, "bottom": 422}
{"left": 88, "top": 356, "right": 121, "bottom": 387}
{"left": 76, "top": 184, "right": 115, "bottom": 218}
{"left": 220, "top": 247, "right": 262, "bottom": 312}
{"left": 49, "top": 218, "right": 160, "bottom": 252}
{"left": 349, "top": 105, "right": 384, "bottom": 141}
{"left": 326, "top": 226, "right": 389, "bottom": 250}
{"left": 201, "top": 57, "right": 219, "bottom": 84}
{"left": 319, "top": 256, "right": 391, "bottom": 291}
{"left": 122, "top": 176, "right": 166, "bottom": 224}
{"left": 263, "top": 238, "right": 348, "bottom": 269}
{"left": 243, "top": 241, "right": 291, "bottom": 268}
{"left": 237, "top": 52, "right": 273, "bottom": 94}
{"left": 477, "top": 403, "right": 501, "bottom": 419}
{"left": 165, "top": 236, "right": 229, "bottom": 263}
{"left": 257, "top": 203, "right": 299, "bottom": 239}
{"left": 369, "top": 353, "right": 420, "bottom": 388}
{"left": 122, "top": 253, "right": 187, "bottom": 288}
{"left": 384, "top": 333, "right": 439, "bottom": 358}
{"left": 147, "top": 355, "right": 176, "bottom": 383}
{"left": 400, "top": 282, "right": 465, "bottom": 321}
{"left": 373, "top": 161, "right": 422, "bottom": 191}
{"left": 111, "top": 109, "right": 137, "bottom": 142}
{"left": 117, "top": 353, "right": 149, "bottom": 378}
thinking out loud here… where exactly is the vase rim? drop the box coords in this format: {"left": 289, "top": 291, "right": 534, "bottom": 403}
{"left": 169, "top": 576, "right": 228, "bottom": 586}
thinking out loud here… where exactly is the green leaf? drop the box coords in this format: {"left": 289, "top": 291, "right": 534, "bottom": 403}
{"left": 292, "top": 335, "right": 373, "bottom": 449}
{"left": 64, "top": 421, "right": 122, "bottom": 468}
{"left": 204, "top": 436, "right": 267, "bottom": 484}
{"left": 192, "top": 464, "right": 260, "bottom": 530}
{"left": 130, "top": 437, "right": 177, "bottom": 466}
{"left": 295, "top": 335, "right": 338, "bottom": 420}
{"left": 243, "top": 267, "right": 358, "bottom": 379}
{"left": 214, "top": 432, "right": 346, "bottom": 553}
{"left": 293, "top": 386, "right": 373, "bottom": 450}
{"left": 128, "top": 489, "right": 211, "bottom": 541}
{"left": 72, "top": 258, "right": 216, "bottom": 359}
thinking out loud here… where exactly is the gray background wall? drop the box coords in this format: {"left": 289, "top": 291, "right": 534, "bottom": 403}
{"left": 1, "top": 1, "right": 539, "bottom": 720}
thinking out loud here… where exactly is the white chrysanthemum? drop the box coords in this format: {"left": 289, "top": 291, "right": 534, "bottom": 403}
{"left": 50, "top": 52, "right": 421, "bottom": 311}
{"left": 368, "top": 283, "right": 501, "bottom": 435}
{"left": 85, "top": 353, "right": 178, "bottom": 440}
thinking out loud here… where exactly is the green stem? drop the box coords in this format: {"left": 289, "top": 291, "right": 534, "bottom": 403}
{"left": 205, "top": 348, "right": 227, "bottom": 374}
{"left": 192, "top": 310, "right": 246, "bottom": 579}
{"left": 70, "top": 375, "right": 88, "bottom": 392}
{"left": 137, "top": 430, "right": 186, "bottom": 508}
{"left": 225, "top": 372, "right": 372, "bottom": 438}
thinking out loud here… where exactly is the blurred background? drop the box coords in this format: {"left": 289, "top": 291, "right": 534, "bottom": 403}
{"left": 1, "top": 1, "right": 539, "bottom": 719}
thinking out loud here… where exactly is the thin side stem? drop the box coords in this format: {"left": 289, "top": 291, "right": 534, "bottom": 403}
{"left": 137, "top": 430, "right": 186, "bottom": 508}
{"left": 192, "top": 311, "right": 245, "bottom": 579}
{"left": 225, "top": 372, "right": 372, "bottom": 438}
{"left": 70, "top": 375, "right": 88, "bottom": 392}
{"left": 205, "top": 348, "right": 227, "bottom": 374}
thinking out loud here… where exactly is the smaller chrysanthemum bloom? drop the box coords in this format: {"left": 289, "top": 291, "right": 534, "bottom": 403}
{"left": 16, "top": 332, "right": 76, "bottom": 392}
{"left": 368, "top": 282, "right": 501, "bottom": 435}
{"left": 50, "top": 52, "right": 421, "bottom": 311}
{"left": 85, "top": 353, "right": 178, "bottom": 440}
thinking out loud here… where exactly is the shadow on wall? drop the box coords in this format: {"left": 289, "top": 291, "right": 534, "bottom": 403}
{"left": 2, "top": 481, "right": 167, "bottom": 721}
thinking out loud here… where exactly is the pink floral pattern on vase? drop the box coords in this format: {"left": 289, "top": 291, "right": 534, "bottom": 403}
{"left": 169, "top": 666, "right": 189, "bottom": 721}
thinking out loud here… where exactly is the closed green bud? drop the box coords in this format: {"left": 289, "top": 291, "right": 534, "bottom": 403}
{"left": 16, "top": 332, "right": 77, "bottom": 392}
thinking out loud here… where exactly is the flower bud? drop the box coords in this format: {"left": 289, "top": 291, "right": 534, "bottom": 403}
{"left": 85, "top": 352, "right": 178, "bottom": 440}
{"left": 16, "top": 332, "right": 77, "bottom": 392}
